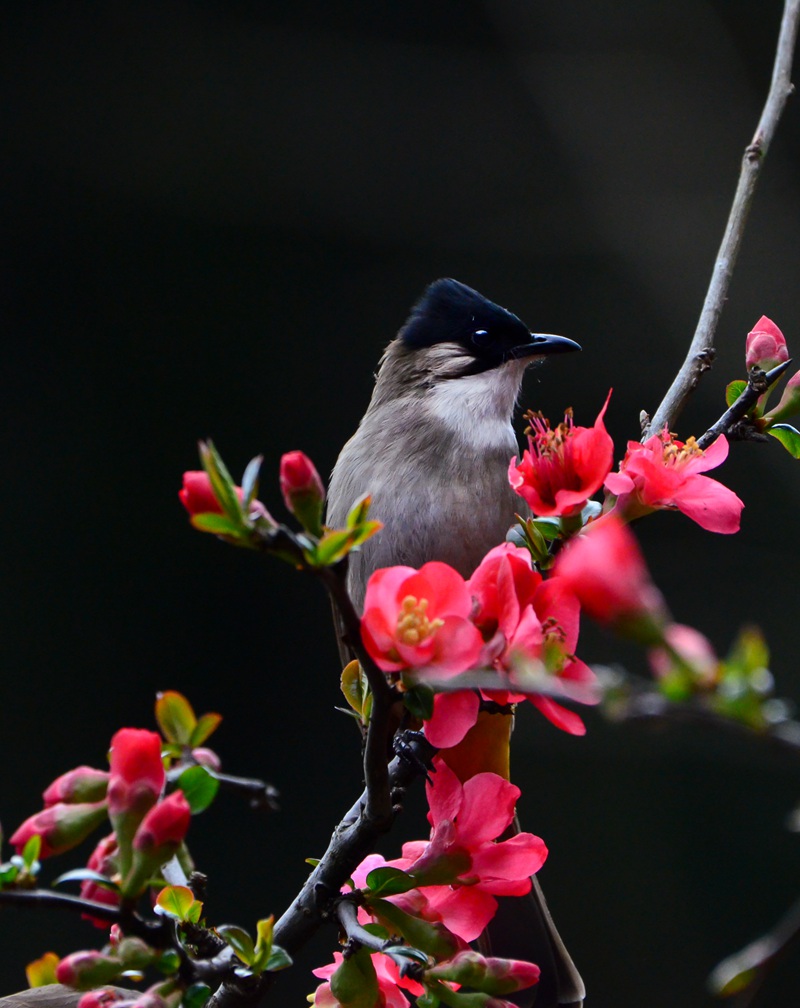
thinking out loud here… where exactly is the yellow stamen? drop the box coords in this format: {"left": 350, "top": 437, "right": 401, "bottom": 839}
{"left": 396, "top": 595, "right": 444, "bottom": 646}
{"left": 662, "top": 434, "right": 703, "bottom": 465}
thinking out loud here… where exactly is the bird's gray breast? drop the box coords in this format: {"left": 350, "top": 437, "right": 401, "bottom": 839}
{"left": 327, "top": 407, "right": 520, "bottom": 611}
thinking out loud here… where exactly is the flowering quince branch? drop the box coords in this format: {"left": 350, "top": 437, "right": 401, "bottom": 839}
{"left": 696, "top": 357, "right": 793, "bottom": 449}
{"left": 644, "top": 0, "right": 800, "bottom": 439}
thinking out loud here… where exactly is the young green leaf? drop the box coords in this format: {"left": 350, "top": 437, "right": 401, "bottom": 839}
{"left": 156, "top": 691, "right": 197, "bottom": 746}
{"left": 769, "top": 423, "right": 800, "bottom": 458}
{"left": 178, "top": 765, "right": 220, "bottom": 814}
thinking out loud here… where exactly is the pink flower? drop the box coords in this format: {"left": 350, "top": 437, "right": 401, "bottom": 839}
{"left": 553, "top": 517, "right": 667, "bottom": 643}
{"left": 361, "top": 562, "right": 483, "bottom": 676}
{"left": 425, "top": 546, "right": 596, "bottom": 746}
{"left": 43, "top": 766, "right": 109, "bottom": 807}
{"left": 508, "top": 392, "right": 614, "bottom": 517}
{"left": 10, "top": 802, "right": 107, "bottom": 859}
{"left": 604, "top": 430, "right": 743, "bottom": 534}
{"left": 107, "top": 729, "right": 164, "bottom": 819}
{"left": 387, "top": 758, "right": 547, "bottom": 942}
{"left": 312, "top": 950, "right": 423, "bottom": 1008}
{"left": 746, "top": 315, "right": 788, "bottom": 371}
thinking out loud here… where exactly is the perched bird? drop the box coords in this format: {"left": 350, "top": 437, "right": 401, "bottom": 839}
{"left": 326, "top": 278, "right": 584, "bottom": 1008}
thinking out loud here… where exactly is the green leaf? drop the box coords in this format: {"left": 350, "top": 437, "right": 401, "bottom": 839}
{"left": 178, "top": 765, "right": 220, "bottom": 814}
{"left": 330, "top": 947, "right": 379, "bottom": 1008}
{"left": 53, "top": 868, "right": 119, "bottom": 891}
{"left": 190, "top": 712, "right": 222, "bottom": 748}
{"left": 199, "top": 440, "right": 243, "bottom": 523}
{"left": 251, "top": 915, "right": 274, "bottom": 974}
{"left": 0, "top": 863, "right": 19, "bottom": 886}
{"left": 341, "top": 661, "right": 371, "bottom": 721}
{"left": 157, "top": 949, "right": 181, "bottom": 975}
{"left": 190, "top": 513, "right": 244, "bottom": 537}
{"left": 22, "top": 835, "right": 41, "bottom": 870}
{"left": 154, "top": 885, "right": 202, "bottom": 922}
{"left": 26, "top": 952, "right": 60, "bottom": 988}
{"left": 403, "top": 684, "right": 434, "bottom": 722}
{"left": 364, "top": 865, "right": 416, "bottom": 898}
{"left": 312, "top": 529, "right": 353, "bottom": 566}
{"left": 768, "top": 423, "right": 800, "bottom": 458}
{"left": 532, "top": 517, "right": 562, "bottom": 541}
{"left": 240, "top": 455, "right": 263, "bottom": 511}
{"left": 265, "top": 945, "right": 292, "bottom": 972}
{"left": 156, "top": 691, "right": 197, "bottom": 746}
{"left": 182, "top": 984, "right": 212, "bottom": 1008}
{"left": 217, "top": 925, "right": 255, "bottom": 966}
{"left": 370, "top": 898, "right": 459, "bottom": 959}
{"left": 346, "top": 493, "right": 372, "bottom": 529}
{"left": 726, "top": 379, "right": 748, "bottom": 408}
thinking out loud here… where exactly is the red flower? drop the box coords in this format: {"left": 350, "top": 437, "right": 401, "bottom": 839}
{"left": 361, "top": 562, "right": 483, "bottom": 676}
{"left": 107, "top": 729, "right": 164, "bottom": 819}
{"left": 10, "top": 802, "right": 107, "bottom": 859}
{"left": 553, "top": 517, "right": 667, "bottom": 642}
{"left": 604, "top": 430, "right": 743, "bottom": 534}
{"left": 746, "top": 315, "right": 788, "bottom": 371}
{"left": 508, "top": 392, "right": 614, "bottom": 517}
{"left": 43, "top": 766, "right": 109, "bottom": 807}
{"left": 387, "top": 758, "right": 547, "bottom": 942}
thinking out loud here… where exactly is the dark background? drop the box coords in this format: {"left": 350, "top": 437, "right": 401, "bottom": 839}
{"left": 3, "top": 3, "right": 800, "bottom": 1005}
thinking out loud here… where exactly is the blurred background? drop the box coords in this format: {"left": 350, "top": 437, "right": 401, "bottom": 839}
{"left": 3, "top": 2, "right": 800, "bottom": 1005}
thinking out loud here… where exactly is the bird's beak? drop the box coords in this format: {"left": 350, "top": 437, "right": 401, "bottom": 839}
{"left": 508, "top": 333, "right": 582, "bottom": 360}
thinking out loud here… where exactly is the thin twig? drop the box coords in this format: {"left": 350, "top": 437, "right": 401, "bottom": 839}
{"left": 696, "top": 358, "right": 793, "bottom": 449}
{"left": 708, "top": 892, "right": 800, "bottom": 1005}
{"left": 205, "top": 733, "right": 436, "bottom": 1008}
{"left": 644, "top": 0, "right": 800, "bottom": 439}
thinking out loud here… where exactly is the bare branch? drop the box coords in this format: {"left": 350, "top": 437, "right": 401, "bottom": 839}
{"left": 696, "top": 358, "right": 793, "bottom": 449}
{"left": 644, "top": 0, "right": 800, "bottom": 439}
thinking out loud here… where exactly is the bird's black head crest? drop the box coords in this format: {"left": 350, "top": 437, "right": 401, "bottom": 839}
{"left": 398, "top": 278, "right": 580, "bottom": 375}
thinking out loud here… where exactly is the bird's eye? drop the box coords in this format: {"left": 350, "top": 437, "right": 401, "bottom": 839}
{"left": 471, "top": 329, "right": 493, "bottom": 348}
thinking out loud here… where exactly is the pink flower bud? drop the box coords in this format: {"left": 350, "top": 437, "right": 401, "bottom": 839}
{"left": 121, "top": 791, "right": 191, "bottom": 897}
{"left": 428, "top": 950, "right": 541, "bottom": 995}
{"left": 56, "top": 951, "right": 122, "bottom": 990}
{"left": 107, "top": 729, "right": 164, "bottom": 819}
{"left": 178, "top": 471, "right": 224, "bottom": 516}
{"left": 10, "top": 801, "right": 107, "bottom": 859}
{"left": 190, "top": 747, "right": 221, "bottom": 772}
{"left": 279, "top": 451, "right": 325, "bottom": 534}
{"left": 648, "top": 623, "right": 719, "bottom": 690}
{"left": 764, "top": 369, "right": 800, "bottom": 425}
{"left": 43, "top": 766, "right": 110, "bottom": 807}
{"left": 77, "top": 989, "right": 125, "bottom": 1008}
{"left": 81, "top": 833, "right": 120, "bottom": 929}
{"left": 133, "top": 791, "right": 191, "bottom": 852}
{"left": 745, "top": 316, "right": 788, "bottom": 371}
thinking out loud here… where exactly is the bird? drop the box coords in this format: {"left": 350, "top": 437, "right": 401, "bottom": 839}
{"left": 326, "top": 278, "right": 584, "bottom": 1008}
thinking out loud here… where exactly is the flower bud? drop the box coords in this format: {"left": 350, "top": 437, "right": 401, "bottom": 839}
{"left": 648, "top": 623, "right": 719, "bottom": 697}
{"left": 77, "top": 990, "right": 125, "bottom": 1008}
{"left": 43, "top": 766, "right": 110, "bottom": 807}
{"left": 10, "top": 801, "right": 107, "bottom": 859}
{"left": 81, "top": 833, "right": 120, "bottom": 929}
{"left": 121, "top": 791, "right": 191, "bottom": 897}
{"left": 427, "top": 950, "right": 540, "bottom": 995}
{"left": 56, "top": 951, "right": 122, "bottom": 990}
{"left": 745, "top": 316, "right": 788, "bottom": 371}
{"left": 116, "top": 937, "right": 156, "bottom": 970}
{"left": 763, "top": 369, "right": 800, "bottom": 425}
{"left": 107, "top": 729, "right": 164, "bottom": 818}
{"left": 190, "top": 747, "right": 221, "bottom": 772}
{"left": 279, "top": 451, "right": 325, "bottom": 535}
{"left": 179, "top": 472, "right": 271, "bottom": 524}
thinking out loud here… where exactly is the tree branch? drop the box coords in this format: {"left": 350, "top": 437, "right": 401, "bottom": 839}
{"left": 696, "top": 358, "right": 793, "bottom": 449}
{"left": 644, "top": 0, "right": 800, "bottom": 440}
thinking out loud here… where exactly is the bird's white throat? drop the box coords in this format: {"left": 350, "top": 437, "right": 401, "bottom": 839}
{"left": 423, "top": 357, "right": 529, "bottom": 450}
